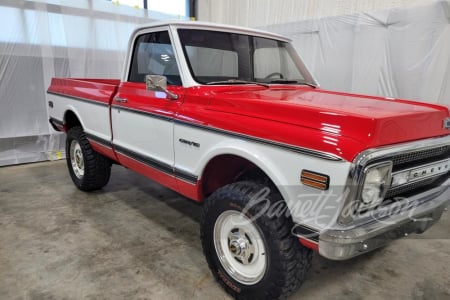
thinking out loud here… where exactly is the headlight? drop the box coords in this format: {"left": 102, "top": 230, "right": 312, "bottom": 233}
{"left": 358, "top": 162, "right": 393, "bottom": 211}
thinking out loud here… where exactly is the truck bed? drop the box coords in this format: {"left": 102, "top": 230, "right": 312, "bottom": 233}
{"left": 47, "top": 78, "right": 120, "bottom": 105}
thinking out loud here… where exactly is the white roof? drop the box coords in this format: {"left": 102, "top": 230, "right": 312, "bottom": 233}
{"left": 131, "top": 20, "right": 291, "bottom": 42}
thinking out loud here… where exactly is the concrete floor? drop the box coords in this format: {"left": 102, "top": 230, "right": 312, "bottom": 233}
{"left": 0, "top": 161, "right": 449, "bottom": 300}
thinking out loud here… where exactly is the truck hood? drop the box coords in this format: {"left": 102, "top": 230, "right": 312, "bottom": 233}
{"left": 202, "top": 86, "right": 450, "bottom": 161}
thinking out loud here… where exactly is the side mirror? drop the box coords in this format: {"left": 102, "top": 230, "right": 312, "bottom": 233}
{"left": 145, "top": 75, "right": 178, "bottom": 100}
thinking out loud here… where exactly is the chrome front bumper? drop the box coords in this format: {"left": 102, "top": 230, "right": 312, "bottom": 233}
{"left": 319, "top": 178, "right": 450, "bottom": 260}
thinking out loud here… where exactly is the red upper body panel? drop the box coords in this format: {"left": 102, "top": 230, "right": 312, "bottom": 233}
{"left": 178, "top": 85, "right": 450, "bottom": 161}
{"left": 48, "top": 78, "right": 120, "bottom": 105}
{"left": 48, "top": 78, "right": 450, "bottom": 162}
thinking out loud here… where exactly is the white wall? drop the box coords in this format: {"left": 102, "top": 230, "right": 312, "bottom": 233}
{"left": 197, "top": 0, "right": 450, "bottom": 107}
{"left": 0, "top": 0, "right": 185, "bottom": 166}
{"left": 197, "top": 0, "right": 438, "bottom": 27}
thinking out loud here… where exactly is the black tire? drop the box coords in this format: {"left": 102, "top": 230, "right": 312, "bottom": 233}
{"left": 66, "top": 126, "right": 111, "bottom": 191}
{"left": 201, "top": 181, "right": 312, "bottom": 299}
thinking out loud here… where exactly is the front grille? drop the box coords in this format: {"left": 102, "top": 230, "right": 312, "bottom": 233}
{"left": 391, "top": 145, "right": 449, "bottom": 169}
{"left": 385, "top": 176, "right": 444, "bottom": 199}
{"left": 385, "top": 146, "right": 450, "bottom": 201}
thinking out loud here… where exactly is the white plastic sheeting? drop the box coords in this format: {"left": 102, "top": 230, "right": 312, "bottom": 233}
{"left": 261, "top": 1, "right": 450, "bottom": 106}
{"left": 0, "top": 0, "right": 186, "bottom": 166}
{"left": 198, "top": 0, "right": 450, "bottom": 106}
{"left": 197, "top": 0, "right": 438, "bottom": 28}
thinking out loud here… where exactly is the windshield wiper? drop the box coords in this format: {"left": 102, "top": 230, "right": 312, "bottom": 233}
{"left": 269, "top": 79, "right": 317, "bottom": 88}
{"left": 206, "top": 79, "right": 269, "bottom": 88}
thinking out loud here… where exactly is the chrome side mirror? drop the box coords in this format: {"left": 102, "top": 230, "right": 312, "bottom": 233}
{"left": 145, "top": 75, "right": 178, "bottom": 100}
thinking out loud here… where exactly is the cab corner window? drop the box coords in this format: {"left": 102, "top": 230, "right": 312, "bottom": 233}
{"left": 128, "top": 31, "right": 181, "bottom": 86}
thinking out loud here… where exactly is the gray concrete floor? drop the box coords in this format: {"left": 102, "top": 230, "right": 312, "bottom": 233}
{"left": 0, "top": 161, "right": 449, "bottom": 300}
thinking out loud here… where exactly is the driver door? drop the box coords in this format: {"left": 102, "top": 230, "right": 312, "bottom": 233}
{"left": 111, "top": 28, "right": 183, "bottom": 190}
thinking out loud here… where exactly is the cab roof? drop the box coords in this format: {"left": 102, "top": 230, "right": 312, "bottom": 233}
{"left": 131, "top": 20, "right": 291, "bottom": 42}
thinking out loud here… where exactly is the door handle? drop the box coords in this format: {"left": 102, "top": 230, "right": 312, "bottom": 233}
{"left": 114, "top": 97, "right": 128, "bottom": 103}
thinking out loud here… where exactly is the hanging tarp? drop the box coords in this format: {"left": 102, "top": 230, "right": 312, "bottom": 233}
{"left": 261, "top": 1, "right": 450, "bottom": 106}
{"left": 0, "top": 0, "right": 185, "bottom": 166}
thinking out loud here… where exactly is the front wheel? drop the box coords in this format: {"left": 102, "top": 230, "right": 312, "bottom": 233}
{"left": 201, "top": 181, "right": 312, "bottom": 299}
{"left": 66, "top": 126, "right": 111, "bottom": 191}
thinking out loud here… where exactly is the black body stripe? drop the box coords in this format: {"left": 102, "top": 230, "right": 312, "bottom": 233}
{"left": 50, "top": 90, "right": 343, "bottom": 162}
{"left": 86, "top": 133, "right": 112, "bottom": 149}
{"left": 114, "top": 144, "right": 174, "bottom": 175}
{"left": 111, "top": 104, "right": 173, "bottom": 122}
{"left": 49, "top": 117, "right": 63, "bottom": 126}
{"left": 174, "top": 120, "right": 343, "bottom": 161}
{"left": 292, "top": 224, "right": 320, "bottom": 242}
{"left": 174, "top": 168, "right": 199, "bottom": 184}
{"left": 113, "top": 144, "right": 198, "bottom": 184}
{"left": 49, "top": 117, "right": 64, "bottom": 131}
{"left": 47, "top": 90, "right": 109, "bottom": 107}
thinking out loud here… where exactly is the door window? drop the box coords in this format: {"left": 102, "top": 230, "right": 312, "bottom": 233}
{"left": 128, "top": 31, "right": 181, "bottom": 85}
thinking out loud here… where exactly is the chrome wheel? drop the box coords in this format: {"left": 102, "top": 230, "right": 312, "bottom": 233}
{"left": 70, "top": 140, "right": 84, "bottom": 179}
{"left": 213, "top": 210, "right": 267, "bottom": 285}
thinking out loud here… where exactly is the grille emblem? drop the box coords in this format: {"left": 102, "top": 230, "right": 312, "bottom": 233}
{"left": 444, "top": 118, "right": 450, "bottom": 129}
{"left": 391, "top": 158, "right": 450, "bottom": 188}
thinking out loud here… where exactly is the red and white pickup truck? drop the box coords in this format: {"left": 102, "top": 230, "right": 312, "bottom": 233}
{"left": 47, "top": 21, "right": 450, "bottom": 299}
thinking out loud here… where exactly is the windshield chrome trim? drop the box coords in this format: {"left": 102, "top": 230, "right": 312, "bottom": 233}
{"left": 174, "top": 26, "right": 318, "bottom": 88}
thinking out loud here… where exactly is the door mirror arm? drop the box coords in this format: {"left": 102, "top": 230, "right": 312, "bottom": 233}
{"left": 145, "top": 75, "right": 179, "bottom": 100}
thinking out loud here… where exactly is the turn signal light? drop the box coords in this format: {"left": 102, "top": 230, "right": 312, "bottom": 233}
{"left": 301, "top": 170, "right": 329, "bottom": 190}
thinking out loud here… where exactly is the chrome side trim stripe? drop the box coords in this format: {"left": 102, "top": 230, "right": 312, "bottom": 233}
{"left": 174, "top": 168, "right": 199, "bottom": 184}
{"left": 110, "top": 104, "right": 173, "bottom": 122}
{"left": 174, "top": 120, "right": 343, "bottom": 161}
{"left": 115, "top": 144, "right": 173, "bottom": 174}
{"left": 49, "top": 117, "right": 64, "bottom": 132}
{"left": 113, "top": 144, "right": 198, "bottom": 185}
{"left": 50, "top": 91, "right": 344, "bottom": 162}
{"left": 49, "top": 117, "right": 63, "bottom": 126}
{"left": 86, "top": 133, "right": 112, "bottom": 149}
{"left": 47, "top": 90, "right": 109, "bottom": 107}
{"left": 292, "top": 224, "right": 320, "bottom": 243}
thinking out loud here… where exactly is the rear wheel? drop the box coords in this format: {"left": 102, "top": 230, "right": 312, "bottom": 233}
{"left": 66, "top": 126, "right": 111, "bottom": 191}
{"left": 201, "top": 181, "right": 312, "bottom": 299}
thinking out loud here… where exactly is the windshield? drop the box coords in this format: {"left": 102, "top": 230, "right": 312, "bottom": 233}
{"left": 177, "top": 29, "right": 314, "bottom": 85}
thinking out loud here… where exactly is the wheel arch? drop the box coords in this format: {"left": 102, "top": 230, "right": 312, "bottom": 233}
{"left": 63, "top": 108, "right": 84, "bottom": 132}
{"left": 197, "top": 145, "right": 288, "bottom": 200}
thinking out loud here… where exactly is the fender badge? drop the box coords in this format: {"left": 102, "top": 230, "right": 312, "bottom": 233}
{"left": 444, "top": 118, "right": 450, "bottom": 130}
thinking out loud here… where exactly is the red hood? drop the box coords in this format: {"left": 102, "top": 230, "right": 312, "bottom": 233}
{"left": 183, "top": 85, "right": 450, "bottom": 161}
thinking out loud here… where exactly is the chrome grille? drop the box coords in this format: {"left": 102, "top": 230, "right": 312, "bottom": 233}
{"left": 391, "top": 145, "right": 449, "bottom": 167}
{"left": 385, "top": 176, "right": 442, "bottom": 199}
{"left": 386, "top": 146, "right": 450, "bottom": 200}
